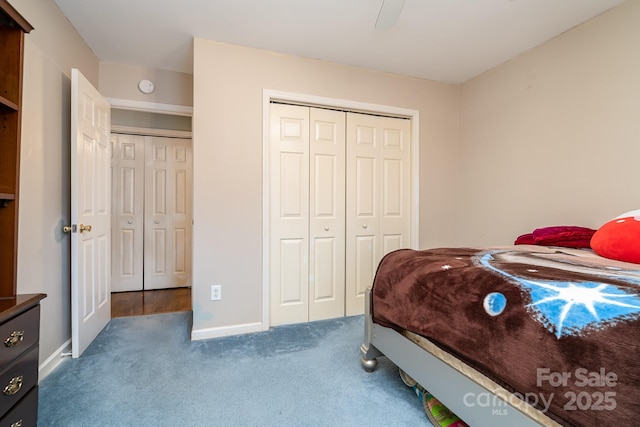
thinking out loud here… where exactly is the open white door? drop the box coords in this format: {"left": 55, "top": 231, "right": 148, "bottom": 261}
{"left": 71, "top": 68, "right": 111, "bottom": 358}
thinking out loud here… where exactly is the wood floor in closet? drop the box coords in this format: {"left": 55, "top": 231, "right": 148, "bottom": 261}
{"left": 111, "top": 287, "right": 191, "bottom": 318}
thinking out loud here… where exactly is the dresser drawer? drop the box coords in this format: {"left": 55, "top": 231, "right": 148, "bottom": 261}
{"left": 0, "top": 307, "right": 39, "bottom": 368}
{"left": 0, "top": 386, "right": 37, "bottom": 427}
{"left": 0, "top": 346, "right": 38, "bottom": 417}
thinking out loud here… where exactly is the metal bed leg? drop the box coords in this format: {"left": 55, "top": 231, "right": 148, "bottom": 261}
{"left": 361, "top": 287, "right": 383, "bottom": 372}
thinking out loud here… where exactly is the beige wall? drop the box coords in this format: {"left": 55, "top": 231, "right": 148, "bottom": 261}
{"left": 99, "top": 61, "right": 193, "bottom": 106}
{"left": 14, "top": 0, "right": 99, "bottom": 374}
{"left": 15, "top": 0, "right": 633, "bottom": 365}
{"left": 17, "top": 0, "right": 99, "bottom": 86}
{"left": 192, "top": 39, "right": 459, "bottom": 335}
{"left": 458, "top": 0, "right": 640, "bottom": 247}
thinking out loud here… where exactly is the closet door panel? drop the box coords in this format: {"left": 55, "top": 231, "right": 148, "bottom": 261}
{"left": 144, "top": 136, "right": 192, "bottom": 290}
{"left": 382, "top": 159, "right": 402, "bottom": 216}
{"left": 279, "top": 238, "right": 306, "bottom": 304}
{"left": 312, "top": 237, "right": 335, "bottom": 300}
{"left": 354, "top": 235, "right": 376, "bottom": 297}
{"left": 278, "top": 153, "right": 307, "bottom": 306}
{"left": 172, "top": 158, "right": 189, "bottom": 276}
{"left": 280, "top": 153, "right": 306, "bottom": 217}
{"left": 381, "top": 157, "right": 405, "bottom": 254}
{"left": 313, "top": 155, "right": 335, "bottom": 215}
{"left": 309, "top": 108, "right": 345, "bottom": 322}
{"left": 382, "top": 234, "right": 403, "bottom": 255}
{"left": 355, "top": 157, "right": 376, "bottom": 217}
{"left": 269, "top": 104, "right": 310, "bottom": 326}
{"left": 151, "top": 228, "right": 167, "bottom": 273}
{"left": 111, "top": 134, "right": 144, "bottom": 292}
{"left": 174, "top": 228, "right": 187, "bottom": 272}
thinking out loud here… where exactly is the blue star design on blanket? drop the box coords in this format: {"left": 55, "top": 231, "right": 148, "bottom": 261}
{"left": 478, "top": 252, "right": 640, "bottom": 338}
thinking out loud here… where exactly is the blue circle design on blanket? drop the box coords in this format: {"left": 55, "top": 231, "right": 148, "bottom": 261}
{"left": 483, "top": 292, "right": 507, "bottom": 316}
{"left": 478, "top": 251, "right": 640, "bottom": 338}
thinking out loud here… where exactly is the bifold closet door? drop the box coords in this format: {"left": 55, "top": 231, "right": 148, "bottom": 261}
{"left": 111, "top": 134, "right": 144, "bottom": 292}
{"left": 144, "top": 136, "right": 193, "bottom": 290}
{"left": 345, "top": 112, "right": 411, "bottom": 316}
{"left": 269, "top": 104, "right": 346, "bottom": 326}
{"left": 111, "top": 134, "right": 193, "bottom": 292}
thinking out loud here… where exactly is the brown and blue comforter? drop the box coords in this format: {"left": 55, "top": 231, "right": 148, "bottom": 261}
{"left": 371, "top": 246, "right": 640, "bottom": 426}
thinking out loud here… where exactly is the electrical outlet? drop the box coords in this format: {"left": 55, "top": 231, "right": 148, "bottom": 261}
{"left": 211, "top": 285, "right": 222, "bottom": 301}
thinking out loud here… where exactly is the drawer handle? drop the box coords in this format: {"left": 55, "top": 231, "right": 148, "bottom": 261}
{"left": 3, "top": 376, "right": 23, "bottom": 396}
{"left": 4, "top": 331, "right": 24, "bottom": 348}
{"left": 11, "top": 420, "right": 22, "bottom": 427}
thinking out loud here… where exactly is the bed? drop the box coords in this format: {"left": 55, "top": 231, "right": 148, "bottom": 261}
{"left": 360, "top": 245, "right": 640, "bottom": 426}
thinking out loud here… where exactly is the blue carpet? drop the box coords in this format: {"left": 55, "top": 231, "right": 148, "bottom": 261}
{"left": 39, "top": 312, "right": 429, "bottom": 426}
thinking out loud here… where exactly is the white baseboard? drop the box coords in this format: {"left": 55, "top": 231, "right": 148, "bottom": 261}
{"left": 39, "top": 339, "right": 72, "bottom": 381}
{"left": 191, "top": 322, "right": 264, "bottom": 341}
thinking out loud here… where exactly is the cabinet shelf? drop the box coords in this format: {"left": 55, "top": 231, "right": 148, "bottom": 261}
{"left": 0, "top": 192, "right": 15, "bottom": 207}
{"left": 0, "top": 95, "right": 18, "bottom": 112}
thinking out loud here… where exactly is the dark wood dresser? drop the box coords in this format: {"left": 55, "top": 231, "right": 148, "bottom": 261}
{"left": 0, "top": 294, "right": 46, "bottom": 427}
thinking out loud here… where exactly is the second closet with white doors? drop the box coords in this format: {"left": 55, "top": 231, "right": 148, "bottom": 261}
{"left": 269, "top": 103, "right": 411, "bottom": 326}
{"left": 111, "top": 132, "right": 193, "bottom": 292}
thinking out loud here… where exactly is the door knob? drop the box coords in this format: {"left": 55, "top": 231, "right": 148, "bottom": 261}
{"left": 79, "top": 224, "right": 92, "bottom": 233}
{"left": 363, "top": 224, "right": 368, "bottom": 229}
{"left": 63, "top": 225, "right": 72, "bottom": 233}
{"left": 324, "top": 226, "right": 329, "bottom": 231}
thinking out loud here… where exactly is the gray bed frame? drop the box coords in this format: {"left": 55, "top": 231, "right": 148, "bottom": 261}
{"left": 360, "top": 287, "right": 551, "bottom": 427}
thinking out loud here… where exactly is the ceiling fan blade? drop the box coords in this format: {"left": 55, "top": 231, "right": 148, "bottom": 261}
{"left": 374, "top": 0, "right": 405, "bottom": 30}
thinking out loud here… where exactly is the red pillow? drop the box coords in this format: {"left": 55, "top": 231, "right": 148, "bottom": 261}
{"left": 514, "top": 226, "right": 596, "bottom": 248}
{"left": 531, "top": 226, "right": 596, "bottom": 247}
{"left": 591, "top": 210, "right": 640, "bottom": 264}
{"left": 514, "top": 233, "right": 535, "bottom": 245}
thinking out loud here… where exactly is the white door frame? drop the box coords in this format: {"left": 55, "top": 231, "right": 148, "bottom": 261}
{"left": 261, "top": 89, "right": 420, "bottom": 330}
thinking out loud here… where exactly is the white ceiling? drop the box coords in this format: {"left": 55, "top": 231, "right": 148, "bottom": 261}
{"left": 52, "top": 0, "right": 626, "bottom": 84}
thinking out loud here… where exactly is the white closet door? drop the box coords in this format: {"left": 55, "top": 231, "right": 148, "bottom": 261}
{"left": 111, "top": 134, "right": 144, "bottom": 292}
{"left": 269, "top": 104, "right": 310, "bottom": 326}
{"left": 144, "top": 136, "right": 193, "bottom": 290}
{"left": 308, "top": 108, "right": 346, "bottom": 321}
{"left": 269, "top": 105, "right": 410, "bottom": 323}
{"left": 345, "top": 113, "right": 410, "bottom": 316}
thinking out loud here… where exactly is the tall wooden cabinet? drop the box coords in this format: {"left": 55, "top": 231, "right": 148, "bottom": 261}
{"left": 0, "top": 0, "right": 32, "bottom": 298}
{"left": 0, "top": 2, "right": 46, "bottom": 426}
